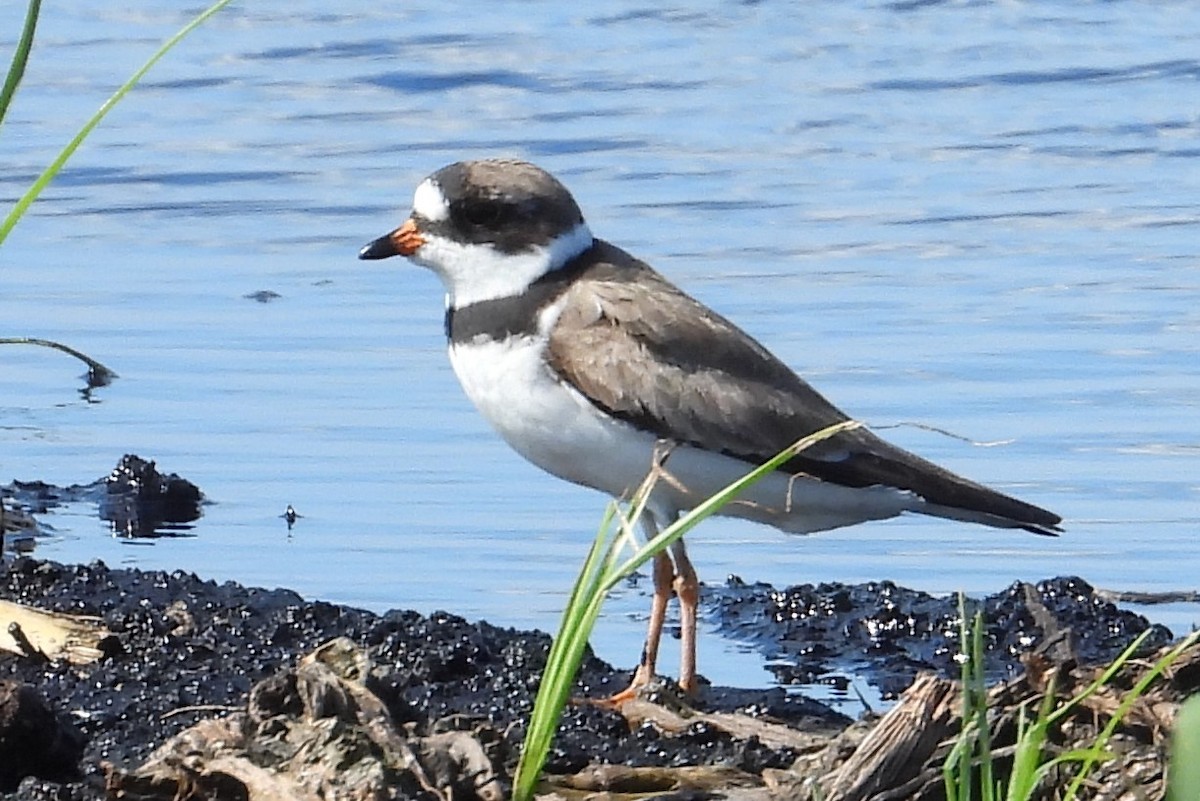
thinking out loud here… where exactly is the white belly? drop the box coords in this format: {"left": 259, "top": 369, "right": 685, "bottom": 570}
{"left": 449, "top": 334, "right": 651, "bottom": 497}
{"left": 447, "top": 335, "right": 917, "bottom": 534}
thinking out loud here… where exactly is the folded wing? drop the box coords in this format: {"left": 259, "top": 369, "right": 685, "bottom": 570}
{"left": 546, "top": 241, "right": 1062, "bottom": 535}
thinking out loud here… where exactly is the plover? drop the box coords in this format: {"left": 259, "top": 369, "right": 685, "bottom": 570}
{"left": 359, "top": 158, "right": 1062, "bottom": 695}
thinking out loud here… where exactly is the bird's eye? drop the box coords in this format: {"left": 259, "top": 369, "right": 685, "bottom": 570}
{"left": 460, "top": 199, "right": 509, "bottom": 229}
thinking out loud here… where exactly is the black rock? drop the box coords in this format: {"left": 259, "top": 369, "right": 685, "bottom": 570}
{"left": 706, "top": 574, "right": 1173, "bottom": 700}
{"left": 100, "top": 455, "right": 203, "bottom": 536}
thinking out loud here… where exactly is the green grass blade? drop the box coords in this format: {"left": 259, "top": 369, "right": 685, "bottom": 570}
{"left": 556, "top": 505, "right": 615, "bottom": 634}
{"left": 606, "top": 420, "right": 863, "bottom": 586}
{"left": 0, "top": 0, "right": 235, "bottom": 247}
{"left": 512, "top": 419, "right": 861, "bottom": 801}
{"left": 971, "top": 612, "right": 994, "bottom": 800}
{"left": 1062, "top": 628, "right": 1200, "bottom": 800}
{"left": 1169, "top": 692, "right": 1200, "bottom": 801}
{"left": 514, "top": 494, "right": 649, "bottom": 801}
{"left": 1042, "top": 628, "right": 1153, "bottom": 727}
{"left": 1005, "top": 673, "right": 1057, "bottom": 801}
{"left": 938, "top": 592, "right": 1196, "bottom": 801}
{"left": 944, "top": 595, "right": 976, "bottom": 801}
{"left": 0, "top": 0, "right": 42, "bottom": 126}
{"left": 515, "top": 530, "right": 609, "bottom": 799}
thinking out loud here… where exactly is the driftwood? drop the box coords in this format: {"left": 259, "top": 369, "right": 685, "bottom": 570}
{"left": 105, "top": 637, "right": 504, "bottom": 801}
{"left": 552, "top": 637, "right": 1199, "bottom": 801}
{"left": 96, "top": 631, "right": 1197, "bottom": 801}
{"left": 618, "top": 694, "right": 834, "bottom": 754}
{"left": 0, "top": 599, "right": 114, "bottom": 664}
{"left": 548, "top": 764, "right": 767, "bottom": 800}
{"left": 819, "top": 673, "right": 958, "bottom": 801}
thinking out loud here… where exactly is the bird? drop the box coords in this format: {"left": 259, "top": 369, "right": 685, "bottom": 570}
{"left": 359, "top": 158, "right": 1062, "bottom": 697}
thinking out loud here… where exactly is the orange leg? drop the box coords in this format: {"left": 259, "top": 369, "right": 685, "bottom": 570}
{"left": 671, "top": 539, "right": 700, "bottom": 694}
{"left": 608, "top": 527, "right": 702, "bottom": 702}
{"left": 627, "top": 549, "right": 675, "bottom": 690}
{"left": 606, "top": 513, "right": 675, "bottom": 703}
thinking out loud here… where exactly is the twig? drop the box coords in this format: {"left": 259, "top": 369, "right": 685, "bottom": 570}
{"left": 160, "top": 704, "right": 241, "bottom": 721}
{"left": 0, "top": 337, "right": 117, "bottom": 386}
{"left": 1095, "top": 587, "right": 1200, "bottom": 605}
{"left": 6, "top": 620, "right": 49, "bottom": 662}
{"left": 872, "top": 420, "right": 1014, "bottom": 448}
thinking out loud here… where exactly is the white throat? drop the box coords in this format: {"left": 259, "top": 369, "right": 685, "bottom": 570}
{"left": 411, "top": 221, "right": 594, "bottom": 307}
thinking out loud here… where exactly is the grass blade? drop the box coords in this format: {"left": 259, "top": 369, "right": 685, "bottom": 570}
{"left": 512, "top": 420, "right": 861, "bottom": 801}
{"left": 972, "top": 611, "right": 994, "bottom": 800}
{"left": 0, "top": 337, "right": 117, "bottom": 385}
{"left": 1169, "top": 692, "right": 1200, "bottom": 801}
{"left": 1005, "top": 672, "right": 1057, "bottom": 801}
{"left": 0, "top": 0, "right": 42, "bottom": 126}
{"left": 515, "top": 502, "right": 626, "bottom": 801}
{"left": 0, "top": 0, "right": 235, "bottom": 247}
{"left": 1061, "top": 628, "right": 1200, "bottom": 799}
{"left": 607, "top": 420, "right": 863, "bottom": 586}
{"left": 944, "top": 595, "right": 978, "bottom": 801}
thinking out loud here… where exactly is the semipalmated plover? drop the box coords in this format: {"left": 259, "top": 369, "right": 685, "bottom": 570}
{"left": 360, "top": 159, "right": 1062, "bottom": 695}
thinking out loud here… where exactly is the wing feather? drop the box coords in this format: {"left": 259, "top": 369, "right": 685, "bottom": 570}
{"left": 546, "top": 241, "right": 1062, "bottom": 533}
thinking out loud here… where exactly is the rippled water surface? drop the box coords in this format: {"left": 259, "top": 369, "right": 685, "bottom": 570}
{"left": 3, "top": 2, "right": 1198, "bottom": 693}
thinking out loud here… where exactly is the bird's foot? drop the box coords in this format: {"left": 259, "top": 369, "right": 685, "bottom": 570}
{"left": 580, "top": 673, "right": 696, "bottom": 710}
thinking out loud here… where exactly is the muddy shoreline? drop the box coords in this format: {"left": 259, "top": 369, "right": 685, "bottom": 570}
{"left": 0, "top": 552, "right": 1179, "bottom": 799}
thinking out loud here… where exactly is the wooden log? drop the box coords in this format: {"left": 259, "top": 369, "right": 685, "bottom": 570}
{"left": 820, "top": 673, "right": 957, "bottom": 801}
{"left": 0, "top": 599, "right": 112, "bottom": 664}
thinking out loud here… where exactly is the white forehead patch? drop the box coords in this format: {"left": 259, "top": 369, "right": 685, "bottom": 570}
{"left": 412, "top": 178, "right": 449, "bottom": 222}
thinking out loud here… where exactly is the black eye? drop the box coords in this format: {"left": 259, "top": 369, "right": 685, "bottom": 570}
{"left": 459, "top": 198, "right": 510, "bottom": 229}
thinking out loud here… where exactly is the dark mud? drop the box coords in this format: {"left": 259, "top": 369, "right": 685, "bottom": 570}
{"left": 0, "top": 558, "right": 836, "bottom": 798}
{"left": 0, "top": 555, "right": 1173, "bottom": 799}
{"left": 707, "top": 574, "right": 1174, "bottom": 699}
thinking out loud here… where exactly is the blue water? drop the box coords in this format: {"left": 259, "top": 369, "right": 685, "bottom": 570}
{"left": 3, "top": 2, "right": 1198, "bottom": 694}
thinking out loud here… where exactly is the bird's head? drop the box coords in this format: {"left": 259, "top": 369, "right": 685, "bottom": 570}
{"left": 359, "top": 159, "right": 594, "bottom": 306}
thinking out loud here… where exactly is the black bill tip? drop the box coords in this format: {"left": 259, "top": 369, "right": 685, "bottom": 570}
{"left": 358, "top": 234, "right": 398, "bottom": 260}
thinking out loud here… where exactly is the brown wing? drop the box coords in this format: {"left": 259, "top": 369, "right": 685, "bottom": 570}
{"left": 546, "top": 240, "right": 1062, "bottom": 534}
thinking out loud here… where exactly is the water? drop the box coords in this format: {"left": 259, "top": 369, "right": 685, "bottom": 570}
{"left": 2, "top": 2, "right": 1197, "bottom": 693}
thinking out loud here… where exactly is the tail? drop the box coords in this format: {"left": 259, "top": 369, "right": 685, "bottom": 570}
{"left": 919, "top": 499, "right": 1062, "bottom": 536}
{"left": 788, "top": 427, "right": 1063, "bottom": 536}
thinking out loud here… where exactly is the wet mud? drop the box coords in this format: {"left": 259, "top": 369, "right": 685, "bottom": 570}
{"left": 706, "top": 574, "right": 1174, "bottom": 699}
{"left": 0, "top": 553, "right": 1175, "bottom": 800}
